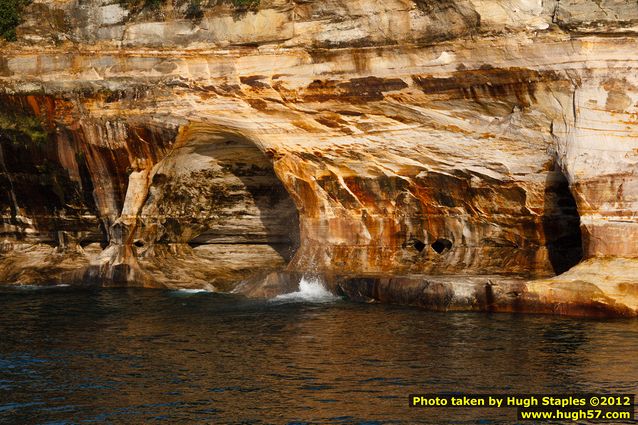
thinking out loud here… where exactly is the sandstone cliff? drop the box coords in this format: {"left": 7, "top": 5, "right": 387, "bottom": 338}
{"left": 0, "top": 0, "right": 637, "bottom": 316}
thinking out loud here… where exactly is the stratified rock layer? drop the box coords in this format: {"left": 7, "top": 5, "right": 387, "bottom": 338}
{"left": 0, "top": 0, "right": 637, "bottom": 316}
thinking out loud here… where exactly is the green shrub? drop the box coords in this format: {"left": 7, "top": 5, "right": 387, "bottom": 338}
{"left": 145, "top": 0, "right": 163, "bottom": 9}
{"left": 231, "top": 0, "right": 259, "bottom": 9}
{"left": 119, "top": 0, "right": 163, "bottom": 12}
{"left": 0, "top": 112, "right": 49, "bottom": 145}
{"left": 119, "top": 0, "right": 261, "bottom": 17}
{"left": 0, "top": 0, "right": 30, "bottom": 41}
{"left": 185, "top": 0, "right": 204, "bottom": 20}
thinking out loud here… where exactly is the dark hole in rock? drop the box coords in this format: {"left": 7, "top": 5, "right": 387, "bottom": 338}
{"left": 79, "top": 239, "right": 99, "bottom": 248}
{"left": 182, "top": 138, "right": 300, "bottom": 263}
{"left": 542, "top": 166, "right": 583, "bottom": 274}
{"left": 431, "top": 238, "right": 453, "bottom": 254}
{"left": 132, "top": 134, "right": 304, "bottom": 292}
{"left": 98, "top": 221, "right": 110, "bottom": 249}
{"left": 413, "top": 239, "right": 426, "bottom": 252}
{"left": 133, "top": 240, "right": 145, "bottom": 248}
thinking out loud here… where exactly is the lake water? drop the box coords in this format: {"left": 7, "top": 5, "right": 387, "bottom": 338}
{"left": 1, "top": 283, "right": 637, "bottom": 424}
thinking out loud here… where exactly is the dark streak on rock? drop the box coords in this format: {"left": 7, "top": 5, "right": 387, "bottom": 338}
{"left": 0, "top": 57, "right": 12, "bottom": 77}
{"left": 302, "top": 76, "right": 408, "bottom": 103}
{"left": 240, "top": 75, "right": 270, "bottom": 89}
{"left": 412, "top": 67, "right": 564, "bottom": 106}
{"left": 246, "top": 98, "right": 268, "bottom": 110}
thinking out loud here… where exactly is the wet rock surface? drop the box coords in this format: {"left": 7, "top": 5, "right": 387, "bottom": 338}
{"left": 0, "top": 0, "right": 637, "bottom": 316}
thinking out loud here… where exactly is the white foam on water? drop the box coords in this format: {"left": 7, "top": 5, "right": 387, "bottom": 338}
{"left": 174, "top": 288, "right": 211, "bottom": 294}
{"left": 272, "top": 276, "right": 339, "bottom": 304}
{"left": 171, "top": 283, "right": 216, "bottom": 295}
{"left": 15, "top": 284, "right": 69, "bottom": 290}
{"left": 15, "top": 285, "right": 46, "bottom": 291}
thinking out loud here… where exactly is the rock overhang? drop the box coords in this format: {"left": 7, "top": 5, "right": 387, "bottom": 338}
{"left": 0, "top": 0, "right": 637, "bottom": 316}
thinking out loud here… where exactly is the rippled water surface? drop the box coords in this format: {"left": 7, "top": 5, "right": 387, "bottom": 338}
{"left": 1, "top": 286, "right": 637, "bottom": 424}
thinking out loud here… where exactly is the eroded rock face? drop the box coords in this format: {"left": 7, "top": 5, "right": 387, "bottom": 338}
{"left": 0, "top": 0, "right": 637, "bottom": 315}
{"left": 134, "top": 125, "right": 300, "bottom": 290}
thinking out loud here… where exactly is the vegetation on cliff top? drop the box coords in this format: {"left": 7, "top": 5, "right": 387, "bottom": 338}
{"left": 119, "top": 0, "right": 260, "bottom": 15}
{"left": 0, "top": 0, "right": 30, "bottom": 41}
{"left": 0, "top": 0, "right": 261, "bottom": 39}
{"left": 230, "top": 0, "right": 259, "bottom": 7}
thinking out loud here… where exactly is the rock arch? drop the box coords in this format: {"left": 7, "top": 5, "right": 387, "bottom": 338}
{"left": 133, "top": 124, "right": 300, "bottom": 290}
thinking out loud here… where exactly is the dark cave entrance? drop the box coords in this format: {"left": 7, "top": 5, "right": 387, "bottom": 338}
{"left": 412, "top": 239, "right": 426, "bottom": 252}
{"left": 130, "top": 130, "right": 303, "bottom": 289}
{"left": 542, "top": 166, "right": 583, "bottom": 274}
{"left": 431, "top": 238, "right": 453, "bottom": 254}
{"left": 182, "top": 137, "right": 300, "bottom": 263}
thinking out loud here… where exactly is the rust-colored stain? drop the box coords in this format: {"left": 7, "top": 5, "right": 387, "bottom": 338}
{"left": 300, "top": 77, "right": 408, "bottom": 104}
{"left": 239, "top": 75, "right": 270, "bottom": 89}
{"left": 412, "top": 67, "right": 563, "bottom": 106}
{"left": 202, "top": 83, "right": 241, "bottom": 96}
{"left": 314, "top": 113, "right": 353, "bottom": 133}
{"left": 246, "top": 98, "right": 268, "bottom": 111}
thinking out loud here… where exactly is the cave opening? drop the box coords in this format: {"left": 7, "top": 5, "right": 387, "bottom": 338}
{"left": 182, "top": 137, "right": 300, "bottom": 263}
{"left": 139, "top": 131, "right": 301, "bottom": 288}
{"left": 542, "top": 166, "right": 583, "bottom": 274}
{"left": 412, "top": 239, "right": 426, "bottom": 252}
{"left": 431, "top": 238, "right": 453, "bottom": 254}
